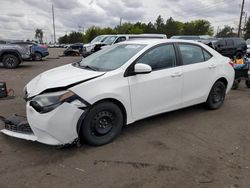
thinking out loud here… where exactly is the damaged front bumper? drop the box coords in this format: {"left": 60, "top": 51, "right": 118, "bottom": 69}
{"left": 1, "top": 102, "right": 85, "bottom": 146}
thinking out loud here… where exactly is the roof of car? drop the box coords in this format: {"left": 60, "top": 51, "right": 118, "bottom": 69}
{"left": 121, "top": 39, "right": 202, "bottom": 45}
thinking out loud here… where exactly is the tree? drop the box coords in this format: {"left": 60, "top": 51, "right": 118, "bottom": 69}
{"left": 181, "top": 20, "right": 213, "bottom": 36}
{"left": 165, "top": 17, "right": 183, "bottom": 38}
{"left": 192, "top": 20, "right": 213, "bottom": 35}
{"left": 145, "top": 22, "right": 156, "bottom": 33}
{"left": 244, "top": 17, "right": 250, "bottom": 39}
{"left": 155, "top": 15, "right": 165, "bottom": 34}
{"left": 58, "top": 32, "right": 83, "bottom": 44}
{"left": 35, "top": 29, "right": 44, "bottom": 43}
{"left": 216, "top": 26, "right": 237, "bottom": 37}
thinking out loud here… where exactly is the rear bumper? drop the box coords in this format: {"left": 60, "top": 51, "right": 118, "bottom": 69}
{"left": 42, "top": 51, "right": 49, "bottom": 57}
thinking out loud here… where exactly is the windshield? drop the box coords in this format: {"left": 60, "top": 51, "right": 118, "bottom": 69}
{"left": 78, "top": 44, "right": 146, "bottom": 71}
{"left": 91, "top": 36, "right": 105, "bottom": 43}
{"left": 246, "top": 39, "right": 250, "bottom": 45}
{"left": 103, "top": 36, "right": 118, "bottom": 45}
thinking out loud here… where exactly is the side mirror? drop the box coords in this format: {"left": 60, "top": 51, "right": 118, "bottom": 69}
{"left": 134, "top": 63, "right": 152, "bottom": 74}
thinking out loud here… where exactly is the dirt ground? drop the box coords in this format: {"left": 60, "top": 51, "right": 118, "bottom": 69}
{"left": 0, "top": 48, "right": 250, "bottom": 188}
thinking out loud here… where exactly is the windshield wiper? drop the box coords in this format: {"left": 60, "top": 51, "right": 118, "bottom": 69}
{"left": 81, "top": 65, "right": 99, "bottom": 71}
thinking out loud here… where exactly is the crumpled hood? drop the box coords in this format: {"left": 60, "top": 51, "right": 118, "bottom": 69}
{"left": 26, "top": 64, "right": 105, "bottom": 97}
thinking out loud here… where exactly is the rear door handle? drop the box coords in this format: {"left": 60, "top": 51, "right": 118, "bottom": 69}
{"left": 209, "top": 65, "right": 216, "bottom": 69}
{"left": 171, "top": 72, "right": 183, "bottom": 77}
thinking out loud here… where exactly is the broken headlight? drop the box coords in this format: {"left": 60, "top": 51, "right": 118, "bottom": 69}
{"left": 30, "top": 91, "right": 80, "bottom": 113}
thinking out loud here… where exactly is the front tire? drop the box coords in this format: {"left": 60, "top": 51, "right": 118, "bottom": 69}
{"left": 80, "top": 102, "right": 123, "bottom": 146}
{"left": 206, "top": 81, "right": 226, "bottom": 110}
{"left": 2, "top": 54, "right": 20, "bottom": 69}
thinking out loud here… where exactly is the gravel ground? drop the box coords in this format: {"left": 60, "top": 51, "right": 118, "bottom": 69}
{"left": 0, "top": 48, "right": 250, "bottom": 188}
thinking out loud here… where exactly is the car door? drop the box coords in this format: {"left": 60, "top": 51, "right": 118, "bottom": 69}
{"left": 177, "top": 43, "right": 215, "bottom": 107}
{"left": 127, "top": 43, "right": 183, "bottom": 120}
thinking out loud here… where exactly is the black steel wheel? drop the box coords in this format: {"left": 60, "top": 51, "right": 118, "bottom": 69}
{"left": 2, "top": 54, "right": 20, "bottom": 69}
{"left": 80, "top": 102, "right": 123, "bottom": 146}
{"left": 206, "top": 81, "right": 226, "bottom": 110}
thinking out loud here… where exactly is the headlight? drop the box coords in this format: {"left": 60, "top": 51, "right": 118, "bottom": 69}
{"left": 30, "top": 91, "right": 79, "bottom": 113}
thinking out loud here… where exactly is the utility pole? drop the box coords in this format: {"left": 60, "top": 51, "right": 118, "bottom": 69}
{"left": 51, "top": 0, "right": 56, "bottom": 44}
{"left": 238, "top": 0, "right": 245, "bottom": 37}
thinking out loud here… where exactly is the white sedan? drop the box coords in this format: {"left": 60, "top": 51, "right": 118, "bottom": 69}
{"left": 1, "top": 39, "right": 235, "bottom": 146}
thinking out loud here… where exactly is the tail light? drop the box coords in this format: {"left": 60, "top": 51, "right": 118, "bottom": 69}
{"left": 40, "top": 45, "right": 48, "bottom": 49}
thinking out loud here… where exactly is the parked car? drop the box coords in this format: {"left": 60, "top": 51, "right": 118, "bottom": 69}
{"left": 63, "top": 43, "right": 84, "bottom": 56}
{"left": 102, "top": 34, "right": 167, "bottom": 46}
{"left": 10, "top": 42, "right": 49, "bottom": 61}
{"left": 1, "top": 39, "right": 234, "bottom": 146}
{"left": 246, "top": 39, "right": 250, "bottom": 56}
{"left": 86, "top": 34, "right": 168, "bottom": 57}
{"left": 82, "top": 35, "right": 110, "bottom": 57}
{"left": 213, "top": 38, "right": 247, "bottom": 59}
{"left": 32, "top": 43, "right": 49, "bottom": 60}
{"left": 0, "top": 43, "right": 31, "bottom": 68}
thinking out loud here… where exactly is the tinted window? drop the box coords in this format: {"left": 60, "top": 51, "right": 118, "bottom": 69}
{"left": 217, "top": 40, "right": 226, "bottom": 47}
{"left": 115, "top": 37, "right": 126, "bottom": 44}
{"left": 179, "top": 44, "right": 204, "bottom": 65}
{"left": 137, "top": 44, "right": 176, "bottom": 70}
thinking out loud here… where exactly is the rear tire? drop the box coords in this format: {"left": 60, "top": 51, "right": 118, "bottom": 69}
{"left": 2, "top": 54, "right": 20, "bottom": 69}
{"left": 34, "top": 52, "right": 42, "bottom": 61}
{"left": 206, "top": 81, "right": 226, "bottom": 110}
{"left": 80, "top": 102, "right": 123, "bottom": 146}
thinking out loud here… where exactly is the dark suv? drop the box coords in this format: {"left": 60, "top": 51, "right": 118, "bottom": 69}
{"left": 213, "top": 38, "right": 247, "bottom": 58}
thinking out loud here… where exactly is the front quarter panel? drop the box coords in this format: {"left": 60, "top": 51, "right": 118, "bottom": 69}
{"left": 71, "top": 71, "right": 133, "bottom": 124}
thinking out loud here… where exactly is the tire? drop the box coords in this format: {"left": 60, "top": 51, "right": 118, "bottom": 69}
{"left": 206, "top": 81, "right": 226, "bottom": 110}
{"left": 80, "top": 102, "right": 123, "bottom": 146}
{"left": 232, "top": 80, "right": 239, "bottom": 90}
{"left": 34, "top": 52, "right": 42, "bottom": 61}
{"left": 245, "top": 80, "right": 250, "bottom": 88}
{"left": 2, "top": 54, "right": 20, "bottom": 69}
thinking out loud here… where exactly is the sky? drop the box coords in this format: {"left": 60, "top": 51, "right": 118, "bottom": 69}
{"left": 0, "top": 0, "right": 249, "bottom": 42}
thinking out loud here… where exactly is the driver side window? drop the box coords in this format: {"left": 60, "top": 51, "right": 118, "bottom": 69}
{"left": 137, "top": 44, "right": 176, "bottom": 71}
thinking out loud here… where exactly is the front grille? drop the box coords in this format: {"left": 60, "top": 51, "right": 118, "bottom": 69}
{"left": 5, "top": 123, "right": 33, "bottom": 134}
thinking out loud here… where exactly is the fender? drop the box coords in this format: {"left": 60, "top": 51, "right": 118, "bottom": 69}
{"left": 0, "top": 49, "right": 22, "bottom": 62}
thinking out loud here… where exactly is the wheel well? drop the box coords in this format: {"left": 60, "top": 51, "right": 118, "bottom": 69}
{"left": 216, "top": 77, "right": 228, "bottom": 88}
{"left": 0, "top": 52, "right": 20, "bottom": 62}
{"left": 93, "top": 98, "right": 127, "bottom": 126}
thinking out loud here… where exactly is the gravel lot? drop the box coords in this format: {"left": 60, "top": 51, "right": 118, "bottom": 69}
{"left": 0, "top": 48, "right": 250, "bottom": 188}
